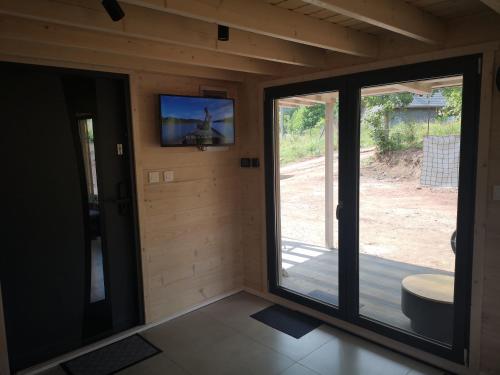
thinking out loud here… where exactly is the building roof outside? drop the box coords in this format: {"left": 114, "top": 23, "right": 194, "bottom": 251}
{"left": 406, "top": 91, "right": 447, "bottom": 109}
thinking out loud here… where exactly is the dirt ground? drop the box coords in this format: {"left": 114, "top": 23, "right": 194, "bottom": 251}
{"left": 279, "top": 149, "right": 457, "bottom": 272}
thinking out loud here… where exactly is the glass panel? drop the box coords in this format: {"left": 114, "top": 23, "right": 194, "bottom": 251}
{"left": 276, "top": 92, "right": 340, "bottom": 306}
{"left": 358, "top": 76, "right": 463, "bottom": 345}
{"left": 78, "top": 118, "right": 106, "bottom": 303}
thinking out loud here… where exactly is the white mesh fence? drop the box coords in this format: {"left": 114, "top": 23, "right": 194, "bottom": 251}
{"left": 420, "top": 135, "right": 460, "bottom": 187}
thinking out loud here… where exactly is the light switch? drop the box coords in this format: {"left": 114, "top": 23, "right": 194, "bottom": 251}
{"left": 148, "top": 171, "right": 160, "bottom": 184}
{"left": 164, "top": 171, "right": 174, "bottom": 183}
{"left": 494, "top": 185, "right": 500, "bottom": 201}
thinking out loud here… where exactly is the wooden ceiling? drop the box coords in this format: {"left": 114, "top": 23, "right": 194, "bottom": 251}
{"left": 268, "top": 0, "right": 493, "bottom": 36}
{"left": 0, "top": 0, "right": 498, "bottom": 79}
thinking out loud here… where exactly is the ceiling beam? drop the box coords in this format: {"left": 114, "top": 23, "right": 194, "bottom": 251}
{"left": 302, "top": 0, "right": 446, "bottom": 44}
{"left": 294, "top": 97, "right": 325, "bottom": 104}
{"left": 394, "top": 82, "right": 433, "bottom": 95}
{"left": 0, "top": 38, "right": 244, "bottom": 81}
{"left": 278, "top": 101, "right": 301, "bottom": 108}
{"left": 0, "top": 15, "right": 284, "bottom": 76}
{"left": 122, "top": 0, "right": 379, "bottom": 57}
{"left": 480, "top": 0, "right": 500, "bottom": 14}
{"left": 0, "top": 0, "right": 327, "bottom": 67}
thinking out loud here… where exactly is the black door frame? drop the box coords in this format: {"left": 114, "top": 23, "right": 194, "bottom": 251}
{"left": 0, "top": 61, "right": 145, "bottom": 370}
{"left": 264, "top": 54, "right": 481, "bottom": 364}
{"left": 265, "top": 77, "right": 349, "bottom": 321}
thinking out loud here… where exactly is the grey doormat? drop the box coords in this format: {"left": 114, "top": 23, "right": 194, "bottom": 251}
{"left": 61, "top": 334, "right": 161, "bottom": 375}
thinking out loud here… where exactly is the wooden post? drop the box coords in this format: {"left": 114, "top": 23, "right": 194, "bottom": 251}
{"left": 279, "top": 108, "right": 285, "bottom": 137}
{"left": 325, "top": 100, "right": 336, "bottom": 249}
{"left": 275, "top": 102, "right": 283, "bottom": 282}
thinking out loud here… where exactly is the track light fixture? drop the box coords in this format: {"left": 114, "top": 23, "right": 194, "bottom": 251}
{"left": 218, "top": 25, "right": 229, "bottom": 41}
{"left": 102, "top": 0, "right": 125, "bottom": 22}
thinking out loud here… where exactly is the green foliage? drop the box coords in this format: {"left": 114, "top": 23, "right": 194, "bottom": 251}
{"left": 283, "top": 104, "right": 326, "bottom": 135}
{"left": 359, "top": 120, "right": 460, "bottom": 154}
{"left": 437, "top": 87, "right": 462, "bottom": 119}
{"left": 386, "top": 122, "right": 419, "bottom": 151}
{"left": 280, "top": 121, "right": 460, "bottom": 165}
{"left": 279, "top": 89, "right": 462, "bottom": 163}
{"left": 361, "top": 93, "right": 414, "bottom": 153}
{"left": 360, "top": 122, "right": 375, "bottom": 149}
{"left": 280, "top": 127, "right": 325, "bottom": 165}
{"left": 362, "top": 93, "right": 414, "bottom": 113}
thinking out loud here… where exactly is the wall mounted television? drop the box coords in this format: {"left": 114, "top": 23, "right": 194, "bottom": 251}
{"left": 159, "top": 94, "right": 235, "bottom": 147}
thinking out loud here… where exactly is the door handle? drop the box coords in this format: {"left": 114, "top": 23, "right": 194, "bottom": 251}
{"left": 102, "top": 182, "right": 131, "bottom": 216}
{"left": 117, "top": 181, "right": 131, "bottom": 216}
{"left": 336, "top": 202, "right": 343, "bottom": 220}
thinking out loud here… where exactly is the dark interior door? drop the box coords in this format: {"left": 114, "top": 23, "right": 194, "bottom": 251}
{"left": 0, "top": 63, "right": 142, "bottom": 372}
{"left": 0, "top": 67, "right": 87, "bottom": 370}
{"left": 94, "top": 77, "right": 141, "bottom": 332}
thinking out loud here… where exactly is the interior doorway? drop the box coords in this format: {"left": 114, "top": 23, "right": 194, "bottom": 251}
{"left": 0, "top": 63, "right": 143, "bottom": 372}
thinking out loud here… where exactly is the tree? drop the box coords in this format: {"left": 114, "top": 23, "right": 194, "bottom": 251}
{"left": 361, "top": 93, "right": 413, "bottom": 153}
{"left": 438, "top": 87, "right": 462, "bottom": 119}
{"left": 362, "top": 92, "right": 413, "bottom": 126}
{"left": 285, "top": 104, "right": 325, "bottom": 135}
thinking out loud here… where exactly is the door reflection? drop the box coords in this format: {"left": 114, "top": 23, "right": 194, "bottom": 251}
{"left": 78, "top": 118, "right": 106, "bottom": 303}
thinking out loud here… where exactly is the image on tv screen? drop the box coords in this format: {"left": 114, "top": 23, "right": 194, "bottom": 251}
{"left": 160, "top": 95, "right": 235, "bottom": 146}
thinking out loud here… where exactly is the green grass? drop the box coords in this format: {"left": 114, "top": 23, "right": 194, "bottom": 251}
{"left": 370, "top": 121, "right": 461, "bottom": 152}
{"left": 416, "top": 121, "right": 461, "bottom": 138}
{"left": 360, "top": 123, "right": 376, "bottom": 149}
{"left": 280, "top": 127, "right": 326, "bottom": 165}
{"left": 279, "top": 121, "right": 461, "bottom": 165}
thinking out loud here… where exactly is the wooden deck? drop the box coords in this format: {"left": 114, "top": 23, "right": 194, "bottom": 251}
{"left": 280, "top": 238, "right": 453, "bottom": 343}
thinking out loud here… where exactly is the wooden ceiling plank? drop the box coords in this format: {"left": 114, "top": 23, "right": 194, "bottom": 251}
{"left": 480, "top": 0, "right": 500, "bottom": 14}
{"left": 275, "top": 0, "right": 309, "bottom": 10}
{"left": 0, "top": 15, "right": 285, "bottom": 75}
{"left": 122, "top": 0, "right": 379, "bottom": 57}
{"left": 0, "top": 0, "right": 327, "bottom": 67}
{"left": 308, "top": 9, "right": 336, "bottom": 19}
{"left": 301, "top": 0, "right": 446, "bottom": 44}
{"left": 393, "top": 82, "right": 433, "bottom": 95}
{"left": 0, "top": 38, "right": 244, "bottom": 81}
{"left": 294, "top": 4, "right": 325, "bottom": 15}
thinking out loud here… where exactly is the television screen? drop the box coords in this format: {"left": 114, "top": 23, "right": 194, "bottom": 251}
{"left": 160, "top": 95, "right": 235, "bottom": 146}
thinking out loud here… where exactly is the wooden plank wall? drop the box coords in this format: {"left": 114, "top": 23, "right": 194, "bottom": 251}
{"left": 239, "top": 79, "right": 266, "bottom": 291}
{"left": 130, "top": 72, "right": 245, "bottom": 323}
{"left": 480, "top": 50, "right": 500, "bottom": 375}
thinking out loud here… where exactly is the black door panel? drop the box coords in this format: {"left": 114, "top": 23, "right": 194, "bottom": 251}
{"left": 0, "top": 69, "right": 86, "bottom": 370}
{"left": 0, "top": 63, "right": 142, "bottom": 372}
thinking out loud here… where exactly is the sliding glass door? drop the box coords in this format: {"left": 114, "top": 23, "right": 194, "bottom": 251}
{"left": 274, "top": 92, "right": 341, "bottom": 309}
{"left": 265, "top": 55, "right": 481, "bottom": 363}
{"left": 357, "top": 76, "right": 463, "bottom": 346}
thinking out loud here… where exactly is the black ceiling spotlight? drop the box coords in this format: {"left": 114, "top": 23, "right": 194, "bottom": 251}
{"left": 102, "top": 0, "right": 125, "bottom": 22}
{"left": 218, "top": 25, "right": 229, "bottom": 41}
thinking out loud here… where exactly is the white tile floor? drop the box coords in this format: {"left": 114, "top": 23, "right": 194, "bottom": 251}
{"left": 42, "top": 292, "right": 446, "bottom": 375}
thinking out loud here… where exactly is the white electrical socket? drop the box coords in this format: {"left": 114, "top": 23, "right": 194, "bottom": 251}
{"left": 493, "top": 185, "right": 500, "bottom": 201}
{"left": 148, "top": 171, "right": 160, "bottom": 184}
{"left": 164, "top": 171, "right": 174, "bottom": 183}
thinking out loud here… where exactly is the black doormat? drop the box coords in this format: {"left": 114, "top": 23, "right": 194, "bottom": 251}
{"left": 251, "top": 305, "right": 322, "bottom": 339}
{"left": 61, "top": 334, "right": 161, "bottom": 375}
